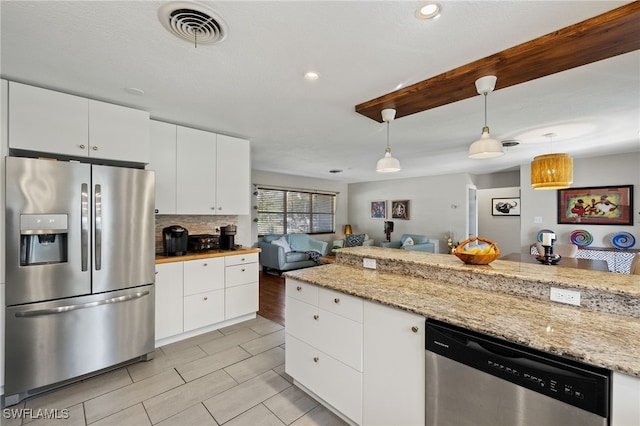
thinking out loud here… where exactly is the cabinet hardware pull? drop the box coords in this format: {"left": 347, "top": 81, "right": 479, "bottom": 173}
{"left": 313, "top": 315, "right": 319, "bottom": 320}
{"left": 154, "top": 209, "right": 159, "bottom": 214}
{"left": 296, "top": 286, "right": 302, "bottom": 291}
{"left": 218, "top": 207, "right": 222, "bottom": 210}
{"left": 211, "top": 207, "right": 215, "bottom": 210}
{"left": 203, "top": 296, "right": 208, "bottom": 301}
{"left": 92, "top": 145, "right": 98, "bottom": 151}
{"left": 241, "top": 268, "right": 245, "bottom": 272}
{"left": 203, "top": 263, "right": 208, "bottom": 267}
{"left": 155, "top": 271, "right": 158, "bottom": 275}
{"left": 411, "top": 326, "right": 419, "bottom": 333}
{"left": 79, "top": 144, "right": 86, "bottom": 149}
{"left": 334, "top": 298, "right": 340, "bottom": 304}
{"left": 241, "top": 258, "right": 245, "bottom": 261}
{"left": 313, "top": 357, "right": 319, "bottom": 363}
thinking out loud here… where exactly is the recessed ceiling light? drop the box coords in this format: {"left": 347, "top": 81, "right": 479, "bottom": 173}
{"left": 124, "top": 87, "right": 145, "bottom": 95}
{"left": 416, "top": 3, "right": 441, "bottom": 20}
{"left": 304, "top": 71, "right": 320, "bottom": 80}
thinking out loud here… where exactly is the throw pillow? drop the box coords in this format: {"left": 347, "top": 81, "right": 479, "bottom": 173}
{"left": 402, "top": 236, "right": 415, "bottom": 247}
{"left": 271, "top": 236, "right": 291, "bottom": 253}
{"left": 345, "top": 234, "right": 366, "bottom": 247}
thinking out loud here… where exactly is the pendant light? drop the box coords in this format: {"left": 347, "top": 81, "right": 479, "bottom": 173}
{"left": 468, "top": 76, "right": 504, "bottom": 159}
{"left": 531, "top": 133, "right": 573, "bottom": 190}
{"left": 376, "top": 108, "right": 401, "bottom": 173}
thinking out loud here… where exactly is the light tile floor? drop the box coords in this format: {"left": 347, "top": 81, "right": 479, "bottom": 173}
{"left": 4, "top": 316, "right": 347, "bottom": 426}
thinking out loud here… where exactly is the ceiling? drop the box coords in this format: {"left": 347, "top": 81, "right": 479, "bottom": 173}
{"left": 1, "top": 1, "right": 638, "bottom": 183}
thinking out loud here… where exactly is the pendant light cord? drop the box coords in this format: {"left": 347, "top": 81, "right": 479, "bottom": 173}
{"left": 386, "top": 121, "right": 390, "bottom": 149}
{"left": 483, "top": 92, "right": 488, "bottom": 127}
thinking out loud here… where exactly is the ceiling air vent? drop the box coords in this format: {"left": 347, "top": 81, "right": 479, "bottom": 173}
{"left": 158, "top": 1, "right": 228, "bottom": 46}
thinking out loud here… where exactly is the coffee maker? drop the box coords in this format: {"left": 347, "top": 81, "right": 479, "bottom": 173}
{"left": 162, "top": 225, "right": 188, "bottom": 256}
{"left": 220, "top": 225, "right": 237, "bottom": 250}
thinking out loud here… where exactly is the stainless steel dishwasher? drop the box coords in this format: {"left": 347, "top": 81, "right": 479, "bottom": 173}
{"left": 426, "top": 319, "right": 610, "bottom": 426}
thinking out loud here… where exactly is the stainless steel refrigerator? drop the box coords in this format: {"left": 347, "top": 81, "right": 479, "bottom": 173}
{"left": 4, "top": 156, "right": 156, "bottom": 405}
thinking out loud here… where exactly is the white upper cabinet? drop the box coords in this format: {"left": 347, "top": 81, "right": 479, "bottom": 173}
{"left": 8, "top": 81, "right": 150, "bottom": 163}
{"left": 88, "top": 99, "right": 150, "bottom": 163}
{"left": 148, "top": 120, "right": 177, "bottom": 214}
{"left": 216, "top": 134, "right": 250, "bottom": 215}
{"left": 176, "top": 126, "right": 217, "bottom": 214}
{"left": 9, "top": 81, "right": 88, "bottom": 157}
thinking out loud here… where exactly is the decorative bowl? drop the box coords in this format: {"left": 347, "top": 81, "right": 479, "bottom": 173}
{"left": 454, "top": 237, "right": 500, "bottom": 265}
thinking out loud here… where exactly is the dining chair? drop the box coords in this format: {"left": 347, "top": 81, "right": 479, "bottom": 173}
{"left": 630, "top": 253, "right": 640, "bottom": 275}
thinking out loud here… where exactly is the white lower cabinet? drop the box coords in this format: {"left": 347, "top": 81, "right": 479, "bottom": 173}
{"left": 612, "top": 371, "right": 640, "bottom": 426}
{"left": 363, "top": 300, "right": 425, "bottom": 426}
{"left": 155, "top": 262, "right": 183, "bottom": 340}
{"left": 225, "top": 253, "right": 259, "bottom": 320}
{"left": 184, "top": 289, "right": 225, "bottom": 331}
{"left": 285, "top": 278, "right": 363, "bottom": 425}
{"left": 154, "top": 253, "right": 259, "bottom": 344}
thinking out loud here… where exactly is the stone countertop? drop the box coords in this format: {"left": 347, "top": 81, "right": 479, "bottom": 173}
{"left": 156, "top": 247, "right": 260, "bottom": 264}
{"left": 284, "top": 247, "right": 640, "bottom": 377}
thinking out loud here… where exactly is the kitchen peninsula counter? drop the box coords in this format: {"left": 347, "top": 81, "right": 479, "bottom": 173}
{"left": 155, "top": 247, "right": 260, "bottom": 264}
{"left": 284, "top": 246, "right": 640, "bottom": 376}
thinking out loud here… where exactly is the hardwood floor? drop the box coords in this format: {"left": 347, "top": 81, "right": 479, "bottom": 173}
{"left": 257, "top": 271, "right": 286, "bottom": 326}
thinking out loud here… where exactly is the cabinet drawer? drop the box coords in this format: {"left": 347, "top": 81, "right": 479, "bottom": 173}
{"left": 286, "top": 334, "right": 362, "bottom": 425}
{"left": 319, "top": 288, "right": 363, "bottom": 323}
{"left": 183, "top": 258, "right": 224, "bottom": 296}
{"left": 225, "top": 253, "right": 258, "bottom": 266}
{"left": 225, "top": 262, "right": 259, "bottom": 288}
{"left": 225, "top": 282, "right": 258, "bottom": 319}
{"left": 286, "top": 297, "right": 362, "bottom": 371}
{"left": 286, "top": 279, "right": 318, "bottom": 305}
{"left": 183, "top": 289, "right": 224, "bottom": 331}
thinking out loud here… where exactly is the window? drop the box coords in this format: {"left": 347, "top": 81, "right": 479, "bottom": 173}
{"left": 256, "top": 187, "right": 336, "bottom": 236}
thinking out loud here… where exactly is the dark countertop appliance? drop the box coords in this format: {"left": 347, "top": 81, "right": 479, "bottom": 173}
{"left": 163, "top": 225, "right": 188, "bottom": 256}
{"left": 188, "top": 234, "right": 220, "bottom": 252}
{"left": 220, "top": 225, "right": 237, "bottom": 250}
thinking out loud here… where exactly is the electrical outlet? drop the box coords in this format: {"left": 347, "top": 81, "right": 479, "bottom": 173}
{"left": 550, "top": 287, "right": 581, "bottom": 306}
{"left": 363, "top": 258, "right": 377, "bottom": 269}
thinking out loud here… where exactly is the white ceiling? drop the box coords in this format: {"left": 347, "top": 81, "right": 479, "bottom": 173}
{"left": 1, "top": 1, "right": 638, "bottom": 183}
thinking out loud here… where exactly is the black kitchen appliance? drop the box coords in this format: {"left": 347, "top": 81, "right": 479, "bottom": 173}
{"left": 162, "top": 225, "right": 188, "bottom": 256}
{"left": 220, "top": 225, "right": 237, "bottom": 250}
{"left": 188, "top": 234, "right": 220, "bottom": 252}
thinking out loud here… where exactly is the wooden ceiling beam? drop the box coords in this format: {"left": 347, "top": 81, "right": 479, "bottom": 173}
{"left": 355, "top": 1, "right": 640, "bottom": 122}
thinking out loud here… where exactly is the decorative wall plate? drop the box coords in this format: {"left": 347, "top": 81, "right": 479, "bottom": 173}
{"left": 570, "top": 229, "right": 593, "bottom": 247}
{"left": 536, "top": 229, "right": 555, "bottom": 243}
{"left": 611, "top": 232, "right": 636, "bottom": 249}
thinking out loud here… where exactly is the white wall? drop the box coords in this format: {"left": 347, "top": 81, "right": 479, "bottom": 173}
{"left": 347, "top": 173, "right": 472, "bottom": 249}
{"left": 520, "top": 152, "right": 640, "bottom": 251}
{"left": 478, "top": 187, "right": 521, "bottom": 255}
{"left": 250, "top": 170, "right": 349, "bottom": 246}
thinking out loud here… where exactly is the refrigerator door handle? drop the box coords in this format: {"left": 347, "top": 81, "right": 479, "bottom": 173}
{"left": 94, "top": 183, "right": 102, "bottom": 270}
{"left": 81, "top": 183, "right": 89, "bottom": 271}
{"left": 14, "top": 291, "right": 151, "bottom": 317}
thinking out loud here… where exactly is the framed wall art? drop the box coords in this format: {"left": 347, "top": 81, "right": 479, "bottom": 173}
{"left": 370, "top": 200, "right": 387, "bottom": 219}
{"left": 491, "top": 197, "right": 520, "bottom": 216}
{"left": 391, "top": 200, "right": 410, "bottom": 220}
{"left": 557, "top": 185, "right": 634, "bottom": 225}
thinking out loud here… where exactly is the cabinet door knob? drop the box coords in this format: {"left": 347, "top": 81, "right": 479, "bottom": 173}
{"left": 211, "top": 207, "right": 216, "bottom": 210}
{"left": 241, "top": 268, "right": 245, "bottom": 272}
{"left": 154, "top": 209, "right": 159, "bottom": 214}
{"left": 313, "top": 357, "right": 319, "bottom": 363}
{"left": 241, "top": 258, "right": 245, "bottom": 261}
{"left": 334, "top": 298, "right": 340, "bottom": 304}
{"left": 313, "top": 314, "right": 319, "bottom": 320}
{"left": 203, "top": 296, "right": 208, "bottom": 301}
{"left": 203, "top": 263, "right": 208, "bottom": 267}
{"left": 92, "top": 145, "right": 98, "bottom": 151}
{"left": 155, "top": 271, "right": 158, "bottom": 275}
{"left": 79, "top": 144, "right": 86, "bottom": 149}
{"left": 411, "top": 326, "right": 419, "bottom": 333}
{"left": 218, "top": 207, "right": 222, "bottom": 210}
{"left": 296, "top": 286, "right": 302, "bottom": 291}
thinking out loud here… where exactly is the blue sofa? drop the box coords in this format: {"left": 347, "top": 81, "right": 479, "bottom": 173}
{"left": 380, "top": 233, "right": 439, "bottom": 253}
{"left": 259, "top": 234, "right": 329, "bottom": 273}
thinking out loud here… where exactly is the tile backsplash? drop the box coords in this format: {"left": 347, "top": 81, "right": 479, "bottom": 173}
{"left": 155, "top": 214, "right": 238, "bottom": 254}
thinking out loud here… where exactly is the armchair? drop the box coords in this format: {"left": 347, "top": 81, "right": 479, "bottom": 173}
{"left": 259, "top": 234, "right": 329, "bottom": 273}
{"left": 380, "top": 233, "right": 439, "bottom": 253}
{"left": 332, "top": 233, "right": 375, "bottom": 249}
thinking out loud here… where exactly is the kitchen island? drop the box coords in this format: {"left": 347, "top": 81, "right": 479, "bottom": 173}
{"left": 284, "top": 246, "right": 640, "bottom": 426}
